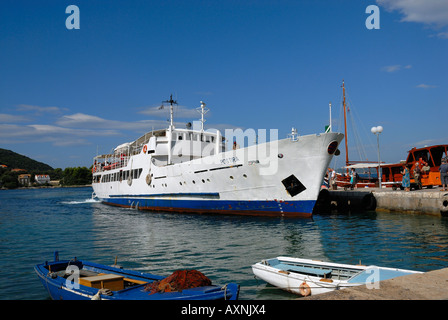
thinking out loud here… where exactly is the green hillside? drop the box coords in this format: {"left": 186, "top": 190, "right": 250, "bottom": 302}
{"left": 0, "top": 148, "right": 53, "bottom": 171}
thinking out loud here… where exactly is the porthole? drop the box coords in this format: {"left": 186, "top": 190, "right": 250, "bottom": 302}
{"left": 202, "top": 179, "right": 205, "bottom": 183}
{"left": 243, "top": 174, "right": 247, "bottom": 178}
{"left": 192, "top": 180, "right": 196, "bottom": 184}
{"left": 327, "top": 140, "right": 339, "bottom": 155}
{"left": 230, "top": 176, "right": 234, "bottom": 179}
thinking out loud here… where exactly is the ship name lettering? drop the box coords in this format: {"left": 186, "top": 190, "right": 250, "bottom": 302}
{"left": 220, "top": 156, "right": 239, "bottom": 165}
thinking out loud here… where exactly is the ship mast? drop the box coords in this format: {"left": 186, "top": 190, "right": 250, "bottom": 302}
{"left": 162, "top": 94, "right": 178, "bottom": 131}
{"left": 196, "top": 101, "right": 209, "bottom": 132}
{"left": 162, "top": 94, "right": 177, "bottom": 165}
{"left": 342, "top": 80, "right": 349, "bottom": 168}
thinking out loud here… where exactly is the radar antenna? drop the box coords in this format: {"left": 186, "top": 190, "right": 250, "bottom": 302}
{"left": 161, "top": 94, "right": 178, "bottom": 130}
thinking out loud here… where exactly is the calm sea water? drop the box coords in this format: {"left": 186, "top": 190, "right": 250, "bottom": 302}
{"left": 1, "top": 187, "right": 448, "bottom": 300}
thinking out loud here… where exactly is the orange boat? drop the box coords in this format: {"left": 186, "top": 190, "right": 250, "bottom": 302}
{"left": 381, "top": 144, "right": 448, "bottom": 190}
{"left": 332, "top": 81, "right": 447, "bottom": 190}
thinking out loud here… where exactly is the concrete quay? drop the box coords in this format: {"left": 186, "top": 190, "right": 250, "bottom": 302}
{"left": 301, "top": 267, "right": 448, "bottom": 300}
{"left": 314, "top": 187, "right": 448, "bottom": 216}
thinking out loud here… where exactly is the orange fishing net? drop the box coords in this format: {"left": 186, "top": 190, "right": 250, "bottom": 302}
{"left": 144, "top": 270, "right": 212, "bottom": 294}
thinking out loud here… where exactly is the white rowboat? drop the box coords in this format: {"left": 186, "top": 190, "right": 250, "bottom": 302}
{"left": 252, "top": 256, "right": 422, "bottom": 297}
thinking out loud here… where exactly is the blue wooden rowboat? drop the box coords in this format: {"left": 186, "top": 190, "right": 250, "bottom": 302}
{"left": 35, "top": 252, "right": 239, "bottom": 300}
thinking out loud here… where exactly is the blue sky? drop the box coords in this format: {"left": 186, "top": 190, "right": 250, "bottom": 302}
{"left": 1, "top": 0, "right": 447, "bottom": 169}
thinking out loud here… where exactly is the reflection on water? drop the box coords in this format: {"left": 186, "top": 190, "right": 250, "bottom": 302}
{"left": 1, "top": 187, "right": 448, "bottom": 300}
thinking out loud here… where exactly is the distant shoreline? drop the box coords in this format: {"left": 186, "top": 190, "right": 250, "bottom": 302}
{"left": 1, "top": 184, "right": 92, "bottom": 190}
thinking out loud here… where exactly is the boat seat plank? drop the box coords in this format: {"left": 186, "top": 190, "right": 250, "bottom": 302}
{"left": 276, "top": 263, "right": 332, "bottom": 277}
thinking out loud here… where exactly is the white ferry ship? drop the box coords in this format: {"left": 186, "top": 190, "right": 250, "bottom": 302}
{"left": 92, "top": 96, "right": 343, "bottom": 218}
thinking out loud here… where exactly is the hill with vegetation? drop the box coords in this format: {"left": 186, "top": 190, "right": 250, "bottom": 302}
{"left": 0, "top": 148, "right": 92, "bottom": 189}
{"left": 0, "top": 148, "right": 53, "bottom": 171}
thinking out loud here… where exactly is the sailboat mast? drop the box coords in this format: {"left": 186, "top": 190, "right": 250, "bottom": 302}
{"left": 342, "top": 80, "right": 349, "bottom": 168}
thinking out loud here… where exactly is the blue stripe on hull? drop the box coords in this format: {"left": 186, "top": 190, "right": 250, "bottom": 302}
{"left": 101, "top": 197, "right": 315, "bottom": 218}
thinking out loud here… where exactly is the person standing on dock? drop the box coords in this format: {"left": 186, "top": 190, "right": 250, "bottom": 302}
{"left": 413, "top": 162, "right": 422, "bottom": 190}
{"left": 329, "top": 168, "right": 337, "bottom": 190}
{"left": 439, "top": 158, "right": 448, "bottom": 191}
{"left": 350, "top": 168, "right": 358, "bottom": 190}
{"left": 401, "top": 165, "right": 410, "bottom": 192}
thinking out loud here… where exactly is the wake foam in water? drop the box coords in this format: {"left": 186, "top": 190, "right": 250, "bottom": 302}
{"left": 62, "top": 198, "right": 100, "bottom": 205}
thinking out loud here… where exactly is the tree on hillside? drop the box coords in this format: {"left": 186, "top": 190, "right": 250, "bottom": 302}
{"left": 0, "top": 148, "right": 53, "bottom": 171}
{"left": 0, "top": 169, "right": 19, "bottom": 189}
{"left": 61, "top": 167, "right": 92, "bottom": 186}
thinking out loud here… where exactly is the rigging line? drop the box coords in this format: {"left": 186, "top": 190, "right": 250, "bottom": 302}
{"left": 347, "top": 106, "right": 368, "bottom": 161}
{"left": 347, "top": 97, "right": 367, "bottom": 160}
{"left": 345, "top": 93, "right": 376, "bottom": 161}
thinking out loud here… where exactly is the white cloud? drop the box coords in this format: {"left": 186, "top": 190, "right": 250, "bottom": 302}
{"left": 377, "top": 0, "right": 448, "bottom": 27}
{"left": 435, "top": 31, "right": 448, "bottom": 38}
{"left": 415, "top": 83, "right": 438, "bottom": 89}
{"left": 56, "top": 112, "right": 170, "bottom": 131}
{"left": 0, "top": 113, "right": 30, "bottom": 123}
{"left": 0, "top": 123, "right": 119, "bottom": 146}
{"left": 16, "top": 104, "right": 68, "bottom": 114}
{"left": 381, "top": 64, "right": 412, "bottom": 72}
{"left": 2, "top": 101, "right": 229, "bottom": 149}
{"left": 28, "top": 124, "right": 117, "bottom": 136}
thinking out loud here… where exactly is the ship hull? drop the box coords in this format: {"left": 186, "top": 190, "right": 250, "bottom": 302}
{"left": 92, "top": 132, "right": 344, "bottom": 218}
{"left": 102, "top": 197, "right": 316, "bottom": 218}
